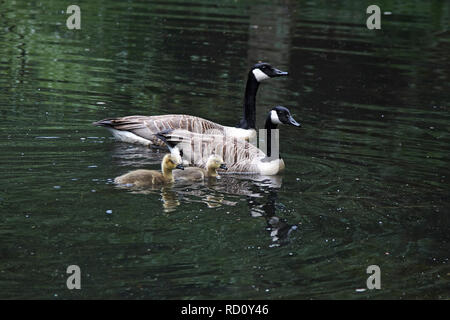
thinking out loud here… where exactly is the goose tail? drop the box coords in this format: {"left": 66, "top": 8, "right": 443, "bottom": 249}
{"left": 92, "top": 118, "right": 115, "bottom": 127}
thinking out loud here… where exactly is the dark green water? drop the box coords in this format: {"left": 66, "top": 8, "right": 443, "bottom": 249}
{"left": 0, "top": 0, "right": 449, "bottom": 299}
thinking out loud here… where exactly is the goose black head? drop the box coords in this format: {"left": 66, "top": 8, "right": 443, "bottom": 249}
{"left": 251, "top": 63, "right": 288, "bottom": 82}
{"left": 269, "top": 106, "right": 301, "bottom": 127}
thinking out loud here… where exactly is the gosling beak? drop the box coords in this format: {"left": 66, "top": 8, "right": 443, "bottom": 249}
{"left": 219, "top": 163, "right": 228, "bottom": 170}
{"left": 288, "top": 116, "right": 301, "bottom": 127}
{"left": 272, "top": 67, "right": 288, "bottom": 77}
{"left": 176, "top": 164, "right": 184, "bottom": 170}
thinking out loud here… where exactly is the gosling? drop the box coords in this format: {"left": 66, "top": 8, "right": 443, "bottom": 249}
{"left": 114, "top": 154, "right": 184, "bottom": 187}
{"left": 173, "top": 155, "right": 227, "bottom": 182}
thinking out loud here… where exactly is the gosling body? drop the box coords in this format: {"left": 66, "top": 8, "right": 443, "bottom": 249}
{"left": 173, "top": 155, "right": 227, "bottom": 182}
{"left": 114, "top": 154, "right": 184, "bottom": 187}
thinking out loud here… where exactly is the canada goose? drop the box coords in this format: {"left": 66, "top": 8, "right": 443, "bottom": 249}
{"left": 92, "top": 62, "right": 288, "bottom": 146}
{"left": 158, "top": 106, "right": 300, "bottom": 175}
{"left": 173, "top": 154, "right": 227, "bottom": 182}
{"left": 114, "top": 153, "right": 184, "bottom": 187}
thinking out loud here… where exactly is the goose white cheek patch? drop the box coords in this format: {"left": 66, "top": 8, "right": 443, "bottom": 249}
{"left": 171, "top": 146, "right": 182, "bottom": 159}
{"left": 252, "top": 68, "right": 270, "bottom": 82}
{"left": 270, "top": 110, "right": 282, "bottom": 124}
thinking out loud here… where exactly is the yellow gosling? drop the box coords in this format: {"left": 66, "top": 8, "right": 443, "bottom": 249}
{"left": 173, "top": 155, "right": 227, "bottom": 182}
{"left": 114, "top": 154, "right": 184, "bottom": 187}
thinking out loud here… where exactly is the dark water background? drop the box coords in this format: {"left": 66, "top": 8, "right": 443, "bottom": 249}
{"left": 0, "top": 0, "right": 449, "bottom": 299}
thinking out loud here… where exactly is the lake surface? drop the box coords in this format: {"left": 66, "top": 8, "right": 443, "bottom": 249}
{"left": 0, "top": 0, "right": 448, "bottom": 299}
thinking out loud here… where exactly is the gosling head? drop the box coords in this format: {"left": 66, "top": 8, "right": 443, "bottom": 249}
{"left": 250, "top": 62, "right": 288, "bottom": 82}
{"left": 207, "top": 155, "right": 227, "bottom": 171}
{"left": 162, "top": 153, "right": 184, "bottom": 171}
{"left": 269, "top": 106, "right": 301, "bottom": 127}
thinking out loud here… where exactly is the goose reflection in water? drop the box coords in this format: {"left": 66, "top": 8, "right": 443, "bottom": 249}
{"left": 250, "top": 188, "right": 298, "bottom": 246}
{"left": 207, "top": 174, "right": 299, "bottom": 245}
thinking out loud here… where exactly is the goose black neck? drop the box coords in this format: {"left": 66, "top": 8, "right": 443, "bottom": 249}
{"left": 264, "top": 116, "right": 278, "bottom": 158}
{"left": 238, "top": 72, "right": 259, "bottom": 129}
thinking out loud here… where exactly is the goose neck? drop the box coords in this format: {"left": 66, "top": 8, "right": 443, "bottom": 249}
{"left": 162, "top": 164, "right": 174, "bottom": 182}
{"left": 239, "top": 72, "right": 259, "bottom": 129}
{"left": 207, "top": 167, "right": 218, "bottom": 177}
{"left": 264, "top": 116, "right": 278, "bottom": 158}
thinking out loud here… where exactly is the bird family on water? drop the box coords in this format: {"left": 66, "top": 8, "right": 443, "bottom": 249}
{"left": 93, "top": 62, "right": 301, "bottom": 186}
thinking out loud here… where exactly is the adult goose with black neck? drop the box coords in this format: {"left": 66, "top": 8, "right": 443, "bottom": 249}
{"left": 92, "top": 63, "right": 288, "bottom": 146}
{"left": 157, "top": 106, "right": 300, "bottom": 175}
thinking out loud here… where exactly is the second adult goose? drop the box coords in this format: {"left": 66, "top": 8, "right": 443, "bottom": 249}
{"left": 92, "top": 62, "right": 288, "bottom": 146}
{"left": 158, "top": 106, "right": 300, "bottom": 175}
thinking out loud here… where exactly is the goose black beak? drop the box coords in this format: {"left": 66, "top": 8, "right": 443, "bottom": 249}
{"left": 272, "top": 67, "right": 288, "bottom": 77}
{"left": 219, "top": 164, "right": 228, "bottom": 170}
{"left": 288, "top": 116, "right": 301, "bottom": 127}
{"left": 176, "top": 164, "right": 185, "bottom": 170}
